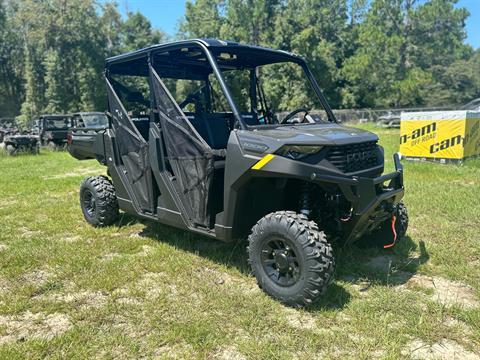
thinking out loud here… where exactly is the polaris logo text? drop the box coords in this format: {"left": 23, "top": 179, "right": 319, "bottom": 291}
{"left": 346, "top": 150, "right": 375, "bottom": 163}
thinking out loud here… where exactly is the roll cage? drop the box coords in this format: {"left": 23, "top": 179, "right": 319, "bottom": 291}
{"left": 102, "top": 39, "right": 341, "bottom": 229}
{"left": 39, "top": 115, "right": 72, "bottom": 130}
{"left": 105, "top": 39, "right": 337, "bottom": 129}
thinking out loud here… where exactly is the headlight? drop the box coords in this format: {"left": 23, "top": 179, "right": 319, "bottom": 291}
{"left": 276, "top": 145, "right": 323, "bottom": 160}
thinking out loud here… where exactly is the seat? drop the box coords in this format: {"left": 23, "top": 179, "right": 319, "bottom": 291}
{"left": 185, "top": 113, "right": 210, "bottom": 144}
{"left": 131, "top": 117, "right": 150, "bottom": 141}
{"left": 202, "top": 114, "right": 231, "bottom": 150}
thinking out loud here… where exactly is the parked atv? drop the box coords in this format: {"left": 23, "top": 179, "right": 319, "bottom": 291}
{"left": 69, "top": 39, "right": 408, "bottom": 307}
{"left": 0, "top": 118, "right": 39, "bottom": 155}
{"left": 38, "top": 114, "right": 72, "bottom": 150}
{"left": 377, "top": 111, "right": 400, "bottom": 128}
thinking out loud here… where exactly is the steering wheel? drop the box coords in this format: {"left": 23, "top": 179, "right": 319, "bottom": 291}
{"left": 281, "top": 108, "right": 310, "bottom": 124}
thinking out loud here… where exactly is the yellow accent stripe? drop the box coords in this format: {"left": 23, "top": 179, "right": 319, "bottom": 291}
{"left": 252, "top": 154, "right": 275, "bottom": 170}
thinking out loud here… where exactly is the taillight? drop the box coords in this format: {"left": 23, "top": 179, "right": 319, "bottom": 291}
{"left": 67, "top": 133, "right": 72, "bottom": 145}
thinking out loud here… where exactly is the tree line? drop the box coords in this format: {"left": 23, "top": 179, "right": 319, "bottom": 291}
{"left": 0, "top": 0, "right": 165, "bottom": 125}
{"left": 0, "top": 0, "right": 479, "bottom": 126}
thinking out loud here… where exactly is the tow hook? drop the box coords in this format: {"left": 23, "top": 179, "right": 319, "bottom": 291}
{"left": 383, "top": 215, "right": 398, "bottom": 249}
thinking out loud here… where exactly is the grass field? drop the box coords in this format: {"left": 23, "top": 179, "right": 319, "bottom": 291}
{"left": 0, "top": 124, "right": 479, "bottom": 359}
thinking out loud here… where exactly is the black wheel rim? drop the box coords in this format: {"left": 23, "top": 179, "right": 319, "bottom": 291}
{"left": 82, "top": 190, "right": 96, "bottom": 217}
{"left": 261, "top": 237, "right": 301, "bottom": 287}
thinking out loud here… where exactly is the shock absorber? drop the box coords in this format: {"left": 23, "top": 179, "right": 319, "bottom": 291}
{"left": 299, "top": 182, "right": 312, "bottom": 217}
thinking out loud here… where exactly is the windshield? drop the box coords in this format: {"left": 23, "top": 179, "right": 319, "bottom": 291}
{"left": 160, "top": 51, "right": 332, "bottom": 128}
{"left": 80, "top": 114, "right": 108, "bottom": 128}
{"left": 44, "top": 118, "right": 70, "bottom": 130}
{"left": 220, "top": 61, "right": 329, "bottom": 126}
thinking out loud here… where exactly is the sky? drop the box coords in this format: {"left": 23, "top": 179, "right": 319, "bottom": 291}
{"left": 116, "top": 0, "right": 479, "bottom": 49}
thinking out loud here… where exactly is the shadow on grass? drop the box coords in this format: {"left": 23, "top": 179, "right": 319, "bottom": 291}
{"left": 125, "top": 217, "right": 427, "bottom": 311}
{"left": 308, "top": 284, "right": 352, "bottom": 311}
{"left": 139, "top": 221, "right": 251, "bottom": 274}
{"left": 139, "top": 220, "right": 354, "bottom": 310}
{"left": 336, "top": 236, "right": 429, "bottom": 289}
{"left": 116, "top": 212, "right": 143, "bottom": 228}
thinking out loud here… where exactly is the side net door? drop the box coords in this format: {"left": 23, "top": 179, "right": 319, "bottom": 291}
{"left": 149, "top": 65, "right": 214, "bottom": 227}
{"left": 106, "top": 78, "right": 152, "bottom": 212}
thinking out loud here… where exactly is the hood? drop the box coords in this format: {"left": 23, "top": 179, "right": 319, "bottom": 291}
{"left": 241, "top": 123, "right": 378, "bottom": 148}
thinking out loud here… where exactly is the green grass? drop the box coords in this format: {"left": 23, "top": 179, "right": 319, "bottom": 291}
{"left": 0, "top": 125, "right": 479, "bottom": 359}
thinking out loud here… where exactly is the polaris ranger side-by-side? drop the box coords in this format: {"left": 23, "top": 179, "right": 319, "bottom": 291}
{"left": 38, "top": 114, "right": 72, "bottom": 150}
{"left": 69, "top": 39, "right": 408, "bottom": 307}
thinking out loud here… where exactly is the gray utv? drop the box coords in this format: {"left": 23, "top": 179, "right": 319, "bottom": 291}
{"left": 0, "top": 118, "right": 39, "bottom": 156}
{"left": 38, "top": 114, "right": 72, "bottom": 150}
{"left": 69, "top": 39, "right": 408, "bottom": 307}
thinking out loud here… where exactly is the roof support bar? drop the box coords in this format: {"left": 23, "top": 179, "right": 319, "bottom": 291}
{"left": 194, "top": 42, "right": 247, "bottom": 130}
{"left": 300, "top": 61, "right": 338, "bottom": 124}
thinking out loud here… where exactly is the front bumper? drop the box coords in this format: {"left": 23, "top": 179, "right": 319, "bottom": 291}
{"left": 310, "top": 153, "right": 404, "bottom": 244}
{"left": 249, "top": 151, "right": 405, "bottom": 244}
{"left": 4, "top": 136, "right": 38, "bottom": 147}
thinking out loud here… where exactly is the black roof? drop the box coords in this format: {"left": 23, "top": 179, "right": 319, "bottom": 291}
{"left": 39, "top": 114, "right": 71, "bottom": 119}
{"left": 106, "top": 39, "right": 300, "bottom": 64}
{"left": 106, "top": 39, "right": 303, "bottom": 78}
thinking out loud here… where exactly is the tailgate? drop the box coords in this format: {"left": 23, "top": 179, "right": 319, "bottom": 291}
{"left": 68, "top": 128, "right": 105, "bottom": 161}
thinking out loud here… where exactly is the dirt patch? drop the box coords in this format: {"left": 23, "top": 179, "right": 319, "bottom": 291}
{"left": 403, "top": 339, "right": 479, "bottom": 360}
{"left": 98, "top": 346, "right": 131, "bottom": 359}
{"left": 111, "top": 287, "right": 142, "bottom": 306}
{"left": 202, "top": 267, "right": 259, "bottom": 295}
{"left": 444, "top": 316, "right": 474, "bottom": 336}
{"left": 109, "top": 232, "right": 125, "bottom": 238}
{"left": 101, "top": 252, "right": 122, "bottom": 261}
{"left": 0, "top": 244, "right": 7, "bottom": 252}
{"left": 452, "top": 179, "right": 476, "bottom": 187}
{"left": 0, "top": 276, "right": 10, "bottom": 292}
{"left": 115, "top": 297, "right": 142, "bottom": 306}
{"left": 41, "top": 290, "right": 108, "bottom": 309}
{"left": 283, "top": 308, "right": 318, "bottom": 331}
{"left": 0, "top": 311, "right": 71, "bottom": 345}
{"left": 404, "top": 275, "right": 479, "bottom": 309}
{"left": 138, "top": 272, "right": 173, "bottom": 299}
{"left": 22, "top": 269, "right": 53, "bottom": 287}
{"left": 202, "top": 267, "right": 238, "bottom": 286}
{"left": 371, "top": 349, "right": 387, "bottom": 359}
{"left": 61, "top": 235, "right": 81, "bottom": 243}
{"left": 153, "top": 342, "right": 195, "bottom": 358}
{"left": 134, "top": 245, "right": 154, "bottom": 257}
{"left": 211, "top": 346, "right": 246, "bottom": 360}
{"left": 0, "top": 198, "right": 17, "bottom": 208}
{"left": 19, "top": 226, "right": 42, "bottom": 238}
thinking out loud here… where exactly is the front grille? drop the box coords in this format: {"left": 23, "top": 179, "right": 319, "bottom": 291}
{"left": 326, "top": 141, "right": 379, "bottom": 173}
